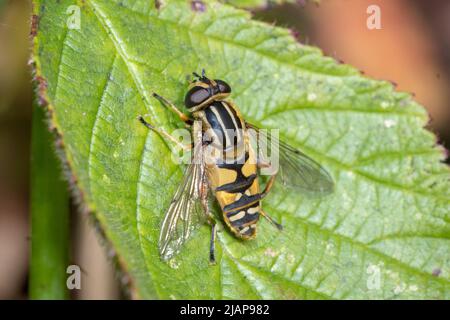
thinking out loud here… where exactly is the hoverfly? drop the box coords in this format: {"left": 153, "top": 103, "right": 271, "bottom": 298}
{"left": 139, "top": 70, "right": 334, "bottom": 263}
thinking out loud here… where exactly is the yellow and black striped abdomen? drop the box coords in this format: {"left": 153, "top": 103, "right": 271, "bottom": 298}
{"left": 197, "top": 100, "right": 262, "bottom": 239}
{"left": 214, "top": 151, "right": 261, "bottom": 239}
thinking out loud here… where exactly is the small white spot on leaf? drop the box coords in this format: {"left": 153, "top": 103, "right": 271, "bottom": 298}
{"left": 409, "top": 285, "right": 418, "bottom": 292}
{"left": 383, "top": 119, "right": 397, "bottom": 128}
{"left": 264, "top": 248, "right": 278, "bottom": 258}
{"left": 326, "top": 242, "right": 335, "bottom": 253}
{"left": 393, "top": 282, "right": 407, "bottom": 295}
{"left": 169, "top": 259, "right": 179, "bottom": 269}
{"left": 381, "top": 101, "right": 391, "bottom": 108}
{"left": 307, "top": 93, "right": 317, "bottom": 102}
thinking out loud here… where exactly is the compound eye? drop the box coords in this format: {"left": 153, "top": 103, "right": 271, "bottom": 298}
{"left": 215, "top": 80, "right": 231, "bottom": 94}
{"left": 184, "top": 86, "right": 211, "bottom": 108}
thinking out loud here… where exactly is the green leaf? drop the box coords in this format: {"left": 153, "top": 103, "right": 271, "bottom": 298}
{"left": 32, "top": 0, "right": 449, "bottom": 299}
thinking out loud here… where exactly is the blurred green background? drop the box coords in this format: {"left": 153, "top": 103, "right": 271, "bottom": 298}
{"left": 0, "top": 0, "right": 449, "bottom": 299}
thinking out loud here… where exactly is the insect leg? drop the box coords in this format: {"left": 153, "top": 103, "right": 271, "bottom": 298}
{"left": 209, "top": 223, "right": 217, "bottom": 264}
{"left": 260, "top": 175, "right": 282, "bottom": 230}
{"left": 138, "top": 115, "right": 191, "bottom": 151}
{"left": 200, "top": 179, "right": 217, "bottom": 264}
{"left": 152, "top": 93, "right": 192, "bottom": 125}
{"left": 260, "top": 174, "right": 276, "bottom": 199}
{"left": 260, "top": 209, "right": 283, "bottom": 231}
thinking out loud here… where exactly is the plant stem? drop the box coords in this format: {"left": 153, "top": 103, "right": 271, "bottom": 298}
{"left": 29, "top": 103, "right": 70, "bottom": 299}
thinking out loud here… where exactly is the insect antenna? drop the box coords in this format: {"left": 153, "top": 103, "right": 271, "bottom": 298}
{"left": 192, "top": 71, "right": 201, "bottom": 79}
{"left": 192, "top": 69, "right": 209, "bottom": 82}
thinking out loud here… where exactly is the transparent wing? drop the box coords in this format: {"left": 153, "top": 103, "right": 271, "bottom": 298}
{"left": 158, "top": 148, "right": 205, "bottom": 261}
{"left": 247, "top": 123, "right": 334, "bottom": 195}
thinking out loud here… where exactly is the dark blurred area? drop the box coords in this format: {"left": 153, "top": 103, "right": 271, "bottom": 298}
{"left": 0, "top": 0, "right": 449, "bottom": 299}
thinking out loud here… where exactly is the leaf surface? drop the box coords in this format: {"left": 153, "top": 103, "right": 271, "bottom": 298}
{"left": 32, "top": 0, "right": 450, "bottom": 299}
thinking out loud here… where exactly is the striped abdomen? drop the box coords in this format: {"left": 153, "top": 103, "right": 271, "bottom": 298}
{"left": 216, "top": 153, "right": 261, "bottom": 239}
{"left": 197, "top": 100, "right": 261, "bottom": 239}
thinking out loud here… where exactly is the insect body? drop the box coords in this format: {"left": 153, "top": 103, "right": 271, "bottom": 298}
{"left": 198, "top": 99, "right": 265, "bottom": 240}
{"left": 139, "top": 70, "right": 334, "bottom": 263}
